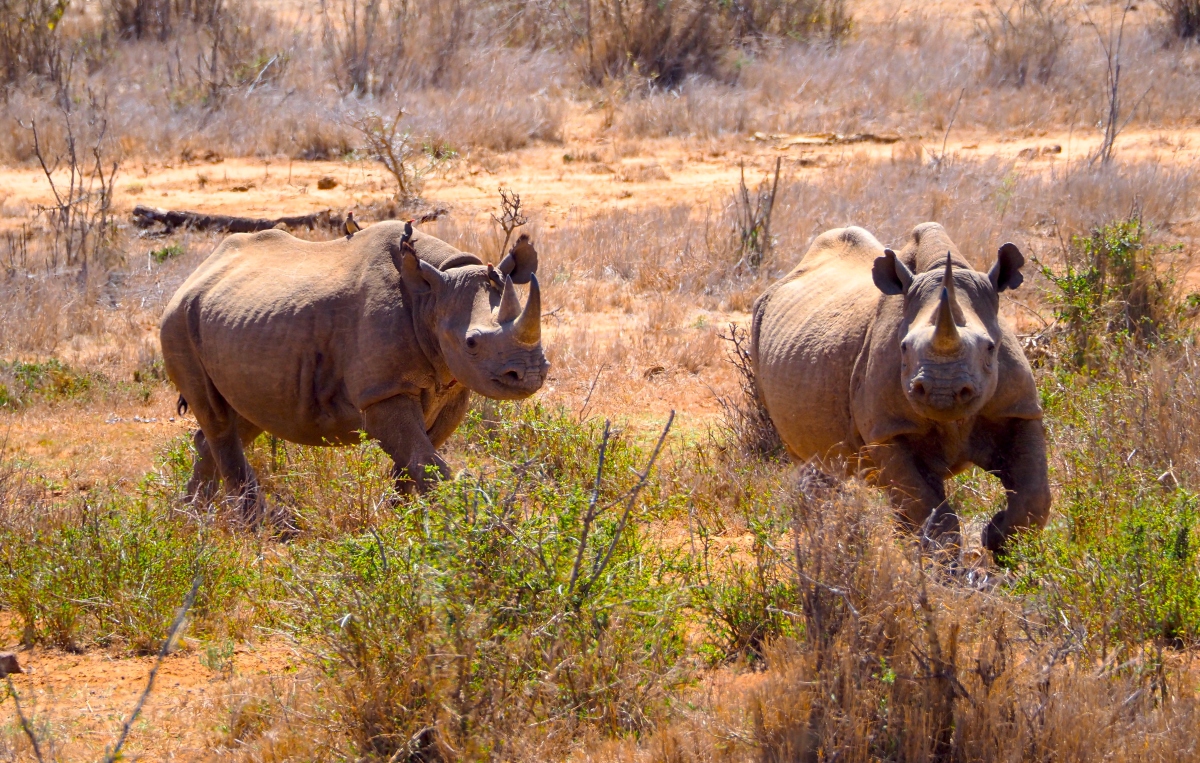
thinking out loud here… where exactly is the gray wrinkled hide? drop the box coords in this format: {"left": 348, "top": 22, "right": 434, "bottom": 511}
{"left": 160, "top": 222, "right": 548, "bottom": 517}
{"left": 751, "top": 223, "right": 1050, "bottom": 556}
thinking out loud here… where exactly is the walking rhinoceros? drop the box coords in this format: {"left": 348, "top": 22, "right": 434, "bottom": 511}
{"left": 160, "top": 221, "right": 548, "bottom": 519}
{"left": 751, "top": 223, "right": 1049, "bottom": 556}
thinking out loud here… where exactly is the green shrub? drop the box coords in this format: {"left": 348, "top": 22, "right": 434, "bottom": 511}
{"left": 0, "top": 358, "right": 93, "bottom": 408}
{"left": 1037, "top": 215, "right": 1187, "bottom": 370}
{"left": 0, "top": 497, "right": 262, "bottom": 652}
{"left": 282, "top": 404, "right": 689, "bottom": 759}
{"left": 150, "top": 242, "right": 185, "bottom": 263}
{"left": 1011, "top": 368, "right": 1200, "bottom": 649}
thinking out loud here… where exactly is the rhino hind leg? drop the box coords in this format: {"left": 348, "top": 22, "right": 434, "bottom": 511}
{"left": 187, "top": 417, "right": 264, "bottom": 517}
{"left": 363, "top": 395, "right": 451, "bottom": 494}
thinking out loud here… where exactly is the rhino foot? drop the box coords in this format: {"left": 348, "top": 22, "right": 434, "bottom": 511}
{"left": 394, "top": 452, "right": 451, "bottom": 495}
{"left": 982, "top": 513, "right": 1018, "bottom": 568}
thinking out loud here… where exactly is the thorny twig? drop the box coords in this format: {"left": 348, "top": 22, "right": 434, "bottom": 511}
{"left": 567, "top": 420, "right": 612, "bottom": 596}
{"left": 103, "top": 575, "right": 202, "bottom": 763}
{"left": 4, "top": 675, "right": 44, "bottom": 763}
{"left": 580, "top": 411, "right": 675, "bottom": 598}
{"left": 932, "top": 87, "right": 966, "bottom": 170}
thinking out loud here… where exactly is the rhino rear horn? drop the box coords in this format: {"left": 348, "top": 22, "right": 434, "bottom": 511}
{"left": 498, "top": 275, "right": 521, "bottom": 324}
{"left": 514, "top": 273, "right": 541, "bottom": 344}
{"left": 498, "top": 234, "right": 538, "bottom": 284}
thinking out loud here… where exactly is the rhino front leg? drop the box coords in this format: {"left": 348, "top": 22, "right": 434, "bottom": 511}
{"left": 427, "top": 387, "right": 471, "bottom": 449}
{"left": 871, "top": 440, "right": 960, "bottom": 542}
{"left": 976, "top": 418, "right": 1051, "bottom": 560}
{"left": 363, "top": 394, "right": 450, "bottom": 494}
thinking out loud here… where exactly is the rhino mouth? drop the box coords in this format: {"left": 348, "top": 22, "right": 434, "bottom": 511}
{"left": 490, "top": 358, "right": 549, "bottom": 395}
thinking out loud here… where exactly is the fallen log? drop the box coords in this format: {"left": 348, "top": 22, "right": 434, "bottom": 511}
{"left": 132, "top": 205, "right": 337, "bottom": 233}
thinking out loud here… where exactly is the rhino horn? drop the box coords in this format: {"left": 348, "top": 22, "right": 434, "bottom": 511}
{"left": 931, "top": 252, "right": 961, "bottom": 351}
{"left": 498, "top": 275, "right": 521, "bottom": 324}
{"left": 514, "top": 273, "right": 541, "bottom": 344}
{"left": 932, "top": 285, "right": 961, "bottom": 353}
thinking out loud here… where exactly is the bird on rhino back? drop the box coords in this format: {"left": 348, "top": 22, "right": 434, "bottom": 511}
{"left": 751, "top": 222, "right": 1050, "bottom": 559}
{"left": 160, "top": 221, "right": 548, "bottom": 522}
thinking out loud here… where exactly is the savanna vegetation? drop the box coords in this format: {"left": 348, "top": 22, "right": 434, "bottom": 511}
{"left": 3, "top": 0, "right": 1200, "bottom": 760}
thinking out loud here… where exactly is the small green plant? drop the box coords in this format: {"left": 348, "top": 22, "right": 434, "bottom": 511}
{"left": 1037, "top": 215, "right": 1186, "bottom": 370}
{"left": 0, "top": 494, "right": 262, "bottom": 652}
{"left": 201, "top": 640, "right": 237, "bottom": 679}
{"left": 150, "top": 243, "right": 184, "bottom": 263}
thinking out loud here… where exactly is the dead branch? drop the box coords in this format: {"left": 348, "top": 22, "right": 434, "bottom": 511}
{"left": 102, "top": 575, "right": 202, "bottom": 763}
{"left": 579, "top": 410, "right": 675, "bottom": 598}
{"left": 568, "top": 420, "right": 612, "bottom": 596}
{"left": 3, "top": 675, "right": 44, "bottom": 763}
{"left": 132, "top": 205, "right": 337, "bottom": 233}
{"left": 491, "top": 187, "right": 529, "bottom": 257}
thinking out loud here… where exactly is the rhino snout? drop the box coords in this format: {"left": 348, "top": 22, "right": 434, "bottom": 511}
{"left": 494, "top": 357, "right": 549, "bottom": 390}
{"left": 908, "top": 372, "right": 980, "bottom": 414}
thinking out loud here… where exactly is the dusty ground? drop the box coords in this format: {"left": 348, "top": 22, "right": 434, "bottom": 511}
{"left": 3, "top": 95, "right": 1199, "bottom": 758}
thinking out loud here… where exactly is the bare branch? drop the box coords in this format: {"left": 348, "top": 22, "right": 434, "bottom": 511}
{"left": 103, "top": 575, "right": 202, "bottom": 763}
{"left": 3, "top": 675, "right": 45, "bottom": 763}
{"left": 580, "top": 410, "right": 675, "bottom": 598}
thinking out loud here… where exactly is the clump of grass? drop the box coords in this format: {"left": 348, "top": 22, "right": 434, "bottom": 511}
{"left": 0, "top": 357, "right": 92, "bottom": 408}
{"left": 0, "top": 497, "right": 261, "bottom": 653}
{"left": 282, "top": 403, "right": 689, "bottom": 759}
{"left": 977, "top": 0, "right": 1073, "bottom": 87}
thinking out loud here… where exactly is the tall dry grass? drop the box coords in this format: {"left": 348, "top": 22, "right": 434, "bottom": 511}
{"left": 2, "top": 1, "right": 1199, "bottom": 164}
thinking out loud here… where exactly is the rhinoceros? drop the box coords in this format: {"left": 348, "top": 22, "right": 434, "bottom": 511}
{"left": 751, "top": 223, "right": 1049, "bottom": 556}
{"left": 160, "top": 222, "right": 548, "bottom": 518}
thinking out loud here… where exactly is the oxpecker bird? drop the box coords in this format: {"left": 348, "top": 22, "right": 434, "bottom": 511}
{"left": 343, "top": 211, "right": 362, "bottom": 239}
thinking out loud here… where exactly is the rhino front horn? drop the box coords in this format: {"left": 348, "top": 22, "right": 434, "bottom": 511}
{"left": 514, "top": 273, "right": 541, "bottom": 345}
{"left": 932, "top": 286, "right": 961, "bottom": 353}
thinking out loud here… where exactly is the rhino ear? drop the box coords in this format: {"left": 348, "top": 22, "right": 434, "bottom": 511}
{"left": 400, "top": 249, "right": 448, "bottom": 296}
{"left": 872, "top": 248, "right": 914, "bottom": 296}
{"left": 497, "top": 234, "right": 538, "bottom": 284}
{"left": 989, "top": 242, "right": 1026, "bottom": 293}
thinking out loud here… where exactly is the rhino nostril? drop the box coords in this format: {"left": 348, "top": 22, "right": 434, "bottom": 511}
{"left": 912, "top": 381, "right": 927, "bottom": 398}
{"left": 959, "top": 385, "right": 975, "bottom": 400}
{"left": 502, "top": 370, "right": 522, "bottom": 383}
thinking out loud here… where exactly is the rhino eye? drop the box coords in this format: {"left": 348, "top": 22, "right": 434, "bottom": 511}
{"left": 901, "top": 341, "right": 908, "bottom": 353}
{"left": 988, "top": 341, "right": 996, "bottom": 353}
{"left": 466, "top": 336, "right": 479, "bottom": 350}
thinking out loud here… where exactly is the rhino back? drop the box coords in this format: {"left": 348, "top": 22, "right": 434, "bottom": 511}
{"left": 752, "top": 227, "right": 885, "bottom": 462}
{"left": 162, "top": 225, "right": 435, "bottom": 445}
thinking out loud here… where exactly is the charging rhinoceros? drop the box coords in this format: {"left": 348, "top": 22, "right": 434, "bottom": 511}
{"left": 160, "top": 221, "right": 548, "bottom": 519}
{"left": 751, "top": 223, "right": 1049, "bottom": 556}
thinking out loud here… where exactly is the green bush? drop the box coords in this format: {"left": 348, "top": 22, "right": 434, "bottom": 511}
{"left": 282, "top": 403, "right": 689, "bottom": 759}
{"left": 0, "top": 358, "right": 92, "bottom": 408}
{"left": 0, "top": 497, "right": 262, "bottom": 652}
{"left": 150, "top": 242, "right": 185, "bottom": 263}
{"left": 1011, "top": 369, "right": 1200, "bottom": 649}
{"left": 1037, "top": 215, "right": 1187, "bottom": 370}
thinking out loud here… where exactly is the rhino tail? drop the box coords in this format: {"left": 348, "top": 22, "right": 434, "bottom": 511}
{"left": 177, "top": 395, "right": 189, "bottom": 417}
